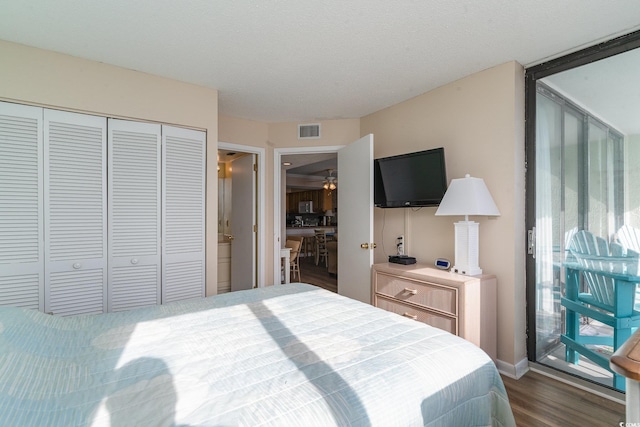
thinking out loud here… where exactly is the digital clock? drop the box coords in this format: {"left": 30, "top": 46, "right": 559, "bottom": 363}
{"left": 435, "top": 258, "right": 451, "bottom": 270}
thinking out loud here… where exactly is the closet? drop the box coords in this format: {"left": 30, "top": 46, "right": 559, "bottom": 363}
{"left": 0, "top": 101, "right": 205, "bottom": 315}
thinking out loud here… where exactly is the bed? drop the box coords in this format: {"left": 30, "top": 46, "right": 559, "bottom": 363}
{"left": 0, "top": 283, "right": 515, "bottom": 426}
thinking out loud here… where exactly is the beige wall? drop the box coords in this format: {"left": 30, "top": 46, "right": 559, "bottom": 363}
{"left": 218, "top": 115, "right": 272, "bottom": 283}
{"left": 0, "top": 40, "right": 220, "bottom": 296}
{"left": 361, "top": 61, "right": 526, "bottom": 368}
{"left": 219, "top": 116, "right": 360, "bottom": 284}
{"left": 213, "top": 67, "right": 529, "bottom": 368}
{"left": 268, "top": 120, "right": 360, "bottom": 147}
{"left": 2, "top": 38, "right": 526, "bottom": 368}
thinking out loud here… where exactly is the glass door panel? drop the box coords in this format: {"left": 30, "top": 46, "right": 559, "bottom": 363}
{"left": 527, "top": 33, "right": 640, "bottom": 395}
{"left": 534, "top": 82, "right": 627, "bottom": 391}
{"left": 563, "top": 111, "right": 581, "bottom": 238}
{"left": 534, "top": 92, "right": 562, "bottom": 359}
{"left": 587, "top": 121, "right": 610, "bottom": 238}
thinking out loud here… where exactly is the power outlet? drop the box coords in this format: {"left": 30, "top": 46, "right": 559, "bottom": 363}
{"left": 396, "top": 235, "right": 405, "bottom": 256}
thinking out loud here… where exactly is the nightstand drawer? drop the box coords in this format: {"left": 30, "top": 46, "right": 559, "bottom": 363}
{"left": 375, "top": 272, "right": 457, "bottom": 316}
{"left": 375, "top": 296, "right": 457, "bottom": 335}
{"left": 372, "top": 263, "right": 497, "bottom": 360}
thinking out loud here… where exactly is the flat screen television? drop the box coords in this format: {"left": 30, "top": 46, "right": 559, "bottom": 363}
{"left": 374, "top": 147, "right": 447, "bottom": 208}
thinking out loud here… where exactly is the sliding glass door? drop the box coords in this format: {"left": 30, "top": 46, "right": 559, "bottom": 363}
{"left": 526, "top": 33, "right": 640, "bottom": 392}
{"left": 534, "top": 87, "right": 582, "bottom": 360}
{"left": 533, "top": 83, "right": 624, "bottom": 381}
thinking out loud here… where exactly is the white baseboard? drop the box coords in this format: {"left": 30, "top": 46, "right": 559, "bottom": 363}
{"left": 495, "top": 357, "right": 529, "bottom": 379}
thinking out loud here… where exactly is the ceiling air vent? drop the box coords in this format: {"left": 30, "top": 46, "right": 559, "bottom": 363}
{"left": 298, "top": 123, "right": 321, "bottom": 140}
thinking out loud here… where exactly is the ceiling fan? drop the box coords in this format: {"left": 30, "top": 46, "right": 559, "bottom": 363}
{"left": 323, "top": 169, "right": 337, "bottom": 191}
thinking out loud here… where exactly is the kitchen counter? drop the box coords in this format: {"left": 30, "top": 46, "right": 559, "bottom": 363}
{"left": 286, "top": 226, "right": 337, "bottom": 260}
{"left": 286, "top": 226, "right": 336, "bottom": 236}
{"left": 286, "top": 225, "right": 336, "bottom": 229}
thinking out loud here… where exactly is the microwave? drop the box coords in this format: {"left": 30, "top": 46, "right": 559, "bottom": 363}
{"left": 298, "top": 201, "right": 314, "bottom": 213}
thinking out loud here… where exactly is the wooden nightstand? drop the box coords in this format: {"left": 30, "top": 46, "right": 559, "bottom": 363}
{"left": 372, "top": 263, "right": 497, "bottom": 360}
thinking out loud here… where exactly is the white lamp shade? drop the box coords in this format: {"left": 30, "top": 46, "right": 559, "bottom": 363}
{"left": 435, "top": 174, "right": 498, "bottom": 275}
{"left": 435, "top": 174, "right": 500, "bottom": 217}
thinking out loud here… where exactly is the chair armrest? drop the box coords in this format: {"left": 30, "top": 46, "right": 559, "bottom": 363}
{"left": 565, "top": 262, "right": 640, "bottom": 282}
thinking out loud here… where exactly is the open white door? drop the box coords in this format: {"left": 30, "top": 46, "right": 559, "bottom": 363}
{"left": 231, "top": 154, "right": 256, "bottom": 291}
{"left": 337, "top": 134, "right": 374, "bottom": 303}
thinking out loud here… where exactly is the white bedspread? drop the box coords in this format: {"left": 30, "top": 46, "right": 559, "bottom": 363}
{"left": 0, "top": 283, "right": 515, "bottom": 426}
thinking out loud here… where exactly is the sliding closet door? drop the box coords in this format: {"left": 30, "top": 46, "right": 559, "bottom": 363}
{"left": 162, "top": 125, "right": 205, "bottom": 303}
{"left": 108, "top": 119, "right": 161, "bottom": 311}
{"left": 44, "top": 109, "right": 107, "bottom": 316}
{"left": 0, "top": 102, "right": 44, "bottom": 310}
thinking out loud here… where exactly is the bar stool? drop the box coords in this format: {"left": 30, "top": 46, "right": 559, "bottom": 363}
{"left": 314, "top": 229, "right": 329, "bottom": 267}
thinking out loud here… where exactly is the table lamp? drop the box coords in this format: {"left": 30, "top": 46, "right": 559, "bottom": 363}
{"left": 435, "top": 174, "right": 500, "bottom": 275}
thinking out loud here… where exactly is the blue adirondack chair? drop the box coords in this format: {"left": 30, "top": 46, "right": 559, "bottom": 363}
{"left": 562, "top": 230, "right": 640, "bottom": 391}
{"left": 614, "top": 225, "right": 640, "bottom": 253}
{"left": 614, "top": 224, "right": 640, "bottom": 310}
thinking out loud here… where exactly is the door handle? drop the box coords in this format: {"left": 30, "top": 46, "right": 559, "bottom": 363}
{"left": 360, "top": 243, "right": 377, "bottom": 249}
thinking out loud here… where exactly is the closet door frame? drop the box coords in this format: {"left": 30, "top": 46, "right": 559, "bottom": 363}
{"left": 1, "top": 101, "right": 206, "bottom": 313}
{"left": 0, "top": 102, "right": 44, "bottom": 311}
{"left": 107, "top": 119, "right": 162, "bottom": 312}
{"left": 162, "top": 125, "right": 206, "bottom": 303}
{"left": 44, "top": 109, "right": 108, "bottom": 316}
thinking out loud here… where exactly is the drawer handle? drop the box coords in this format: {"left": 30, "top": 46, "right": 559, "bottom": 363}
{"left": 402, "top": 312, "right": 418, "bottom": 320}
{"left": 403, "top": 287, "right": 418, "bottom": 295}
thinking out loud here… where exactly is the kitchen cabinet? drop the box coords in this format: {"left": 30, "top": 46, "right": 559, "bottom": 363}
{"left": 287, "top": 189, "right": 334, "bottom": 213}
{"left": 323, "top": 189, "right": 333, "bottom": 212}
{"left": 217, "top": 241, "right": 231, "bottom": 294}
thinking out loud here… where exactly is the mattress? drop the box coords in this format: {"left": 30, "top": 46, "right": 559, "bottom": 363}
{"left": 0, "top": 283, "right": 516, "bottom": 426}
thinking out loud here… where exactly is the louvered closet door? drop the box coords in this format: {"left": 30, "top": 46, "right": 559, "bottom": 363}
{"left": 108, "top": 119, "right": 161, "bottom": 311}
{"left": 162, "top": 125, "right": 205, "bottom": 303}
{"left": 44, "top": 109, "right": 107, "bottom": 316}
{"left": 0, "top": 102, "right": 44, "bottom": 310}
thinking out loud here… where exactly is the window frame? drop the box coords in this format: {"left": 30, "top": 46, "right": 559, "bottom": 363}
{"left": 524, "top": 30, "right": 640, "bottom": 365}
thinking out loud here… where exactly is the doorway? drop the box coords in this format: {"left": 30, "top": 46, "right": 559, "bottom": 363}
{"left": 282, "top": 152, "right": 339, "bottom": 293}
{"left": 217, "top": 142, "right": 266, "bottom": 293}
{"left": 274, "top": 135, "right": 375, "bottom": 304}
{"left": 273, "top": 146, "right": 342, "bottom": 292}
{"left": 525, "top": 31, "right": 640, "bottom": 392}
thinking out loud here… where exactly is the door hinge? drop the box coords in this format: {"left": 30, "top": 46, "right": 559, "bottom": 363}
{"left": 253, "top": 163, "right": 257, "bottom": 172}
{"left": 527, "top": 227, "right": 536, "bottom": 258}
{"left": 253, "top": 224, "right": 257, "bottom": 233}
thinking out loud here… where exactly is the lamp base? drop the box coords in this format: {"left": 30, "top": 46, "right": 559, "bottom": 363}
{"left": 452, "top": 264, "right": 483, "bottom": 276}
{"left": 453, "top": 220, "right": 482, "bottom": 276}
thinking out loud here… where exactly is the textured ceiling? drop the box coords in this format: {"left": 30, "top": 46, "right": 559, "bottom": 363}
{"left": 1, "top": 1, "right": 640, "bottom": 122}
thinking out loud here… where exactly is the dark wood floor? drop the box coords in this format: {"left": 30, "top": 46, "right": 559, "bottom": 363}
{"left": 295, "top": 258, "right": 625, "bottom": 426}
{"left": 295, "top": 256, "right": 337, "bottom": 293}
{"left": 502, "top": 371, "right": 624, "bottom": 426}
